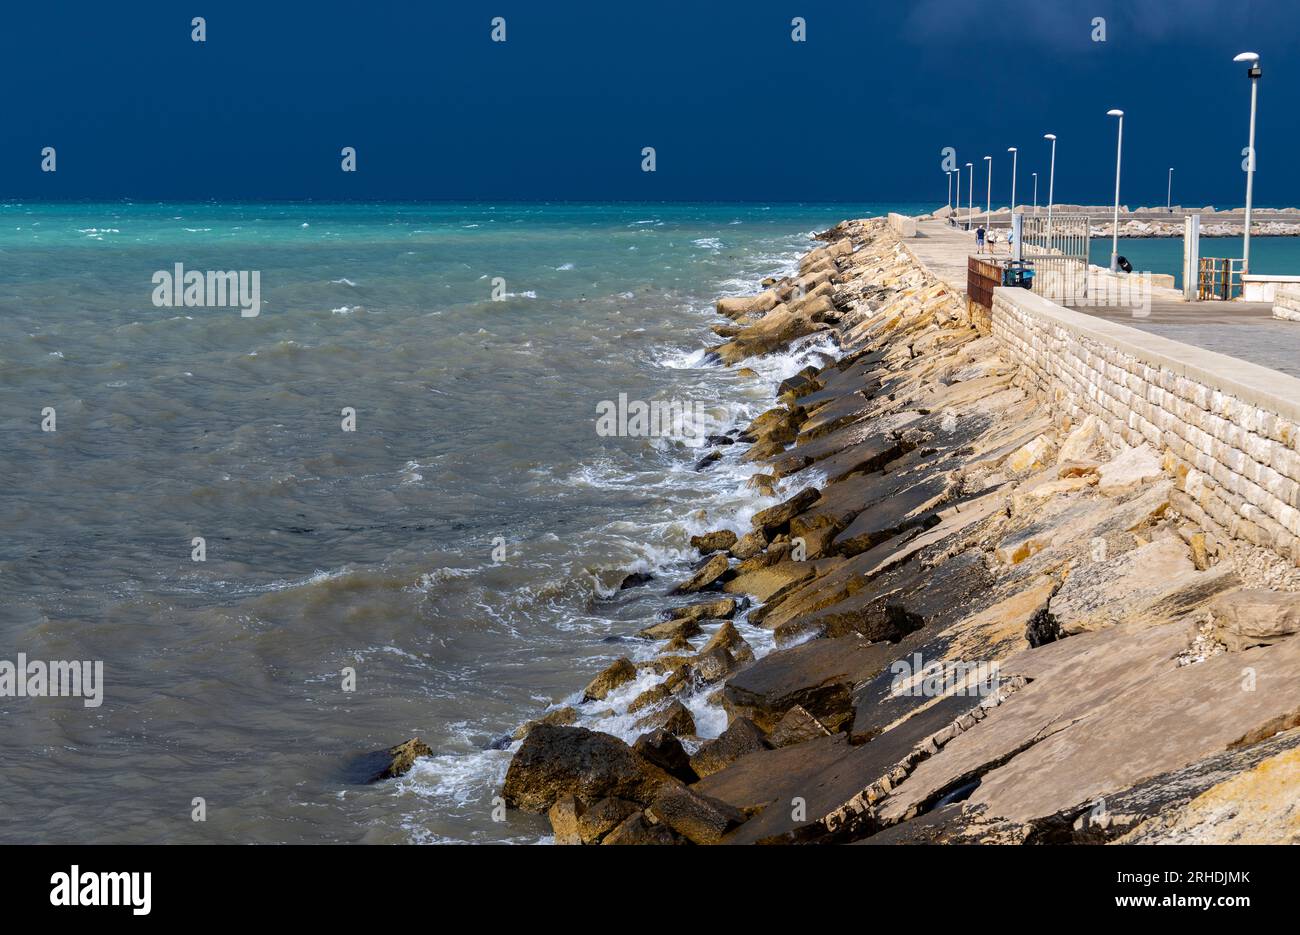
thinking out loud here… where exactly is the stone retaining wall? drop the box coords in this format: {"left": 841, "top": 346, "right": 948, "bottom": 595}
{"left": 992, "top": 287, "right": 1300, "bottom": 564}
{"left": 1275, "top": 284, "right": 1300, "bottom": 323}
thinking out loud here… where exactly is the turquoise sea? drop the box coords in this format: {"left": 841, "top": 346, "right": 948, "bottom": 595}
{"left": 0, "top": 201, "right": 925, "bottom": 843}
{"left": 1089, "top": 235, "right": 1300, "bottom": 289}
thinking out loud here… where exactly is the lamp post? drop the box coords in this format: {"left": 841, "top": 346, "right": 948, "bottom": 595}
{"left": 947, "top": 170, "right": 953, "bottom": 216}
{"left": 1032, "top": 172, "right": 1038, "bottom": 215}
{"left": 966, "top": 161, "right": 973, "bottom": 231}
{"left": 1007, "top": 146, "right": 1018, "bottom": 215}
{"left": 1044, "top": 133, "right": 1057, "bottom": 249}
{"left": 1234, "top": 52, "right": 1261, "bottom": 274}
{"left": 984, "top": 155, "right": 992, "bottom": 232}
{"left": 1107, "top": 109, "right": 1124, "bottom": 272}
{"left": 1167, "top": 167, "right": 1174, "bottom": 213}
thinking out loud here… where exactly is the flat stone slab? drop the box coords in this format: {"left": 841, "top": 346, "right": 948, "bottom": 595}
{"left": 876, "top": 622, "right": 1300, "bottom": 829}
{"left": 724, "top": 634, "right": 897, "bottom": 732}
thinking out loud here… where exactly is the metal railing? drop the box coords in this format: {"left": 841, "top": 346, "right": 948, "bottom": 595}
{"left": 1021, "top": 213, "right": 1089, "bottom": 300}
{"left": 1197, "top": 257, "right": 1246, "bottom": 300}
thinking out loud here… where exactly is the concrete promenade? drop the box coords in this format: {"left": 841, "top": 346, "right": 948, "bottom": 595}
{"left": 907, "top": 219, "right": 1300, "bottom": 379}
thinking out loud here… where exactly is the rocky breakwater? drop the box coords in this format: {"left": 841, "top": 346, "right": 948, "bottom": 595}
{"left": 490, "top": 218, "right": 1300, "bottom": 844}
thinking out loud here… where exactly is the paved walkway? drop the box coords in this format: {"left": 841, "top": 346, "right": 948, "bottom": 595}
{"left": 1073, "top": 300, "right": 1300, "bottom": 379}
{"left": 907, "top": 219, "right": 1300, "bottom": 380}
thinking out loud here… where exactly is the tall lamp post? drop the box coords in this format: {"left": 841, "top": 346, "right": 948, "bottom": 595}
{"left": 1032, "top": 172, "right": 1038, "bottom": 214}
{"left": 1044, "top": 133, "right": 1057, "bottom": 249}
{"left": 1234, "top": 51, "right": 1261, "bottom": 274}
{"left": 1107, "top": 109, "right": 1124, "bottom": 272}
{"left": 1007, "top": 147, "right": 1018, "bottom": 215}
{"left": 966, "top": 161, "right": 974, "bottom": 231}
{"left": 984, "top": 155, "right": 992, "bottom": 232}
{"left": 947, "top": 170, "right": 954, "bottom": 216}
{"left": 1167, "top": 167, "right": 1174, "bottom": 213}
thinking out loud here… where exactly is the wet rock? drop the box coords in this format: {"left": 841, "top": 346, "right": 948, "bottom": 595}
{"left": 689, "top": 717, "right": 770, "bottom": 778}
{"left": 767, "top": 705, "right": 832, "bottom": 748}
{"left": 705, "top": 434, "right": 735, "bottom": 446}
{"left": 717, "top": 291, "right": 778, "bottom": 318}
{"left": 691, "top": 529, "right": 738, "bottom": 554}
{"left": 573, "top": 797, "right": 640, "bottom": 844}
{"left": 698, "top": 620, "right": 752, "bottom": 661}
{"left": 618, "top": 571, "right": 654, "bottom": 590}
{"left": 368, "top": 737, "right": 432, "bottom": 782}
{"left": 634, "top": 699, "right": 696, "bottom": 737}
{"left": 662, "top": 633, "right": 694, "bottom": 653}
{"left": 633, "top": 729, "right": 698, "bottom": 784}
{"left": 582, "top": 656, "right": 637, "bottom": 701}
{"left": 729, "top": 530, "right": 768, "bottom": 560}
{"left": 502, "top": 725, "right": 681, "bottom": 812}
{"left": 512, "top": 705, "right": 579, "bottom": 741}
{"left": 671, "top": 553, "right": 730, "bottom": 594}
{"left": 1097, "top": 443, "right": 1163, "bottom": 497}
{"left": 663, "top": 597, "right": 736, "bottom": 622}
{"left": 1210, "top": 589, "right": 1300, "bottom": 652}
{"left": 636, "top": 617, "right": 701, "bottom": 641}
{"left": 601, "top": 810, "right": 684, "bottom": 845}
{"left": 694, "top": 450, "right": 722, "bottom": 471}
{"left": 647, "top": 785, "right": 748, "bottom": 845}
{"left": 627, "top": 666, "right": 688, "bottom": 714}
{"left": 723, "top": 558, "right": 818, "bottom": 602}
{"left": 693, "top": 645, "right": 738, "bottom": 683}
{"left": 751, "top": 487, "right": 820, "bottom": 534}
{"left": 548, "top": 795, "right": 583, "bottom": 845}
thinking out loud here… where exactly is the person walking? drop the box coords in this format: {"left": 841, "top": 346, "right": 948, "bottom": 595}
{"left": 975, "top": 225, "right": 986, "bottom": 251}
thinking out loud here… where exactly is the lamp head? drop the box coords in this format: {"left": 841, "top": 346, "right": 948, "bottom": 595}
{"left": 1044, "top": 133, "right": 1056, "bottom": 141}
{"left": 1007, "top": 146, "right": 1017, "bottom": 153}
{"left": 1233, "top": 52, "right": 1259, "bottom": 63}
{"left": 1107, "top": 109, "right": 1124, "bottom": 117}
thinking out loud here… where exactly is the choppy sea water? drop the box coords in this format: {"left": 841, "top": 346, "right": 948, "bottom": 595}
{"left": 0, "top": 202, "right": 921, "bottom": 843}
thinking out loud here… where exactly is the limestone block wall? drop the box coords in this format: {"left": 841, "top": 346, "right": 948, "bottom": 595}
{"left": 992, "top": 287, "right": 1300, "bottom": 564}
{"left": 1275, "top": 284, "right": 1300, "bottom": 323}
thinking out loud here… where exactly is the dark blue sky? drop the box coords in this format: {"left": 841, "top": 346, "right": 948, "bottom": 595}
{"left": 5, "top": 1, "right": 1297, "bottom": 205}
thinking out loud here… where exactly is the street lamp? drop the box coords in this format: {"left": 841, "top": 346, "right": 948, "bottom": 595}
{"left": 1007, "top": 147, "right": 1018, "bottom": 215}
{"left": 1032, "top": 172, "right": 1038, "bottom": 215}
{"left": 1234, "top": 51, "right": 1261, "bottom": 274}
{"left": 1044, "top": 133, "right": 1057, "bottom": 249}
{"left": 947, "top": 170, "right": 953, "bottom": 216}
{"left": 1107, "top": 109, "right": 1124, "bottom": 272}
{"left": 984, "top": 155, "right": 992, "bottom": 233}
{"left": 1167, "top": 167, "right": 1174, "bottom": 213}
{"left": 966, "top": 161, "right": 973, "bottom": 231}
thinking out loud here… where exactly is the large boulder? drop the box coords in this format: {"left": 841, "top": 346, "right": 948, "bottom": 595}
{"left": 671, "top": 553, "right": 730, "bottom": 594}
{"left": 647, "top": 785, "right": 748, "bottom": 845}
{"left": 1097, "top": 444, "right": 1163, "bottom": 496}
{"left": 582, "top": 657, "right": 637, "bottom": 701}
{"left": 1211, "top": 590, "right": 1300, "bottom": 652}
{"left": 633, "top": 729, "right": 698, "bottom": 783}
{"left": 368, "top": 738, "right": 432, "bottom": 782}
{"left": 689, "top": 717, "right": 770, "bottom": 778}
{"left": 691, "top": 529, "right": 738, "bottom": 554}
{"left": 502, "top": 726, "right": 681, "bottom": 812}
